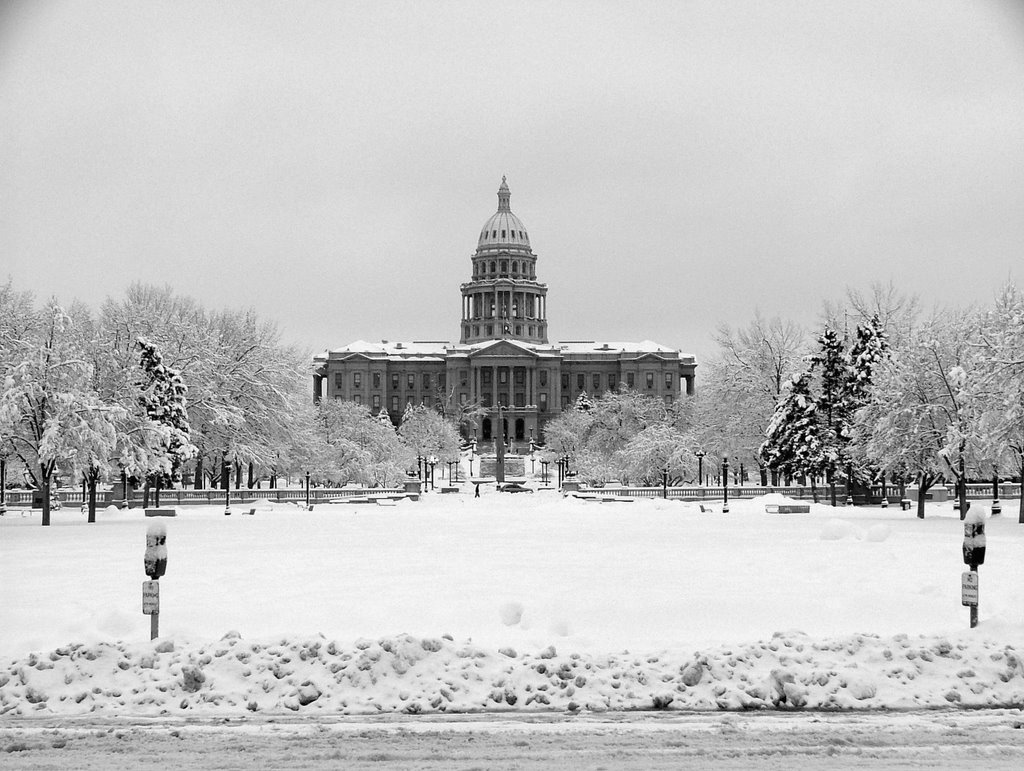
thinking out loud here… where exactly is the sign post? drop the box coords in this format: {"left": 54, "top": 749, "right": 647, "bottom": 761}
{"left": 143, "top": 521, "right": 167, "bottom": 640}
{"left": 961, "top": 504, "right": 985, "bottom": 629}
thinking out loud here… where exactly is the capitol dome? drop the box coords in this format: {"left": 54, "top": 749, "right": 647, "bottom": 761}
{"left": 477, "top": 177, "right": 531, "bottom": 251}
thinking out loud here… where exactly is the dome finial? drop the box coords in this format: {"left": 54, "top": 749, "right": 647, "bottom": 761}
{"left": 497, "top": 175, "right": 511, "bottom": 212}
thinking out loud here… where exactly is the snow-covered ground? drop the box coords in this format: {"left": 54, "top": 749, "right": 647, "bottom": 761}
{"left": 1, "top": 490, "right": 1022, "bottom": 716}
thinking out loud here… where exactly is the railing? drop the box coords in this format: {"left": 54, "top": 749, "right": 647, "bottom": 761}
{"left": 576, "top": 485, "right": 849, "bottom": 501}
{"left": 1, "top": 487, "right": 404, "bottom": 508}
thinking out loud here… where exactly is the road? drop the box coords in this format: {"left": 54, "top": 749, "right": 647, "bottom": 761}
{"left": 2, "top": 710, "right": 1024, "bottom": 769}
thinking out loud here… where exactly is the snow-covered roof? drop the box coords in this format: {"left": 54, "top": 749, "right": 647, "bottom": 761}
{"left": 557, "top": 340, "right": 694, "bottom": 358}
{"left": 324, "top": 340, "right": 453, "bottom": 357}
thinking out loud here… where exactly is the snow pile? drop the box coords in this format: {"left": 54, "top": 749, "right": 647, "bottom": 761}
{"left": 2, "top": 629, "right": 1022, "bottom": 716}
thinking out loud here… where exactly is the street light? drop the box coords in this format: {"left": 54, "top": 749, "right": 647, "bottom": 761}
{"left": 722, "top": 456, "right": 730, "bottom": 513}
{"left": 845, "top": 462, "right": 854, "bottom": 506}
{"left": 305, "top": 470, "right": 311, "bottom": 509}
{"left": 428, "top": 457, "right": 437, "bottom": 490}
{"left": 695, "top": 451, "right": 705, "bottom": 486}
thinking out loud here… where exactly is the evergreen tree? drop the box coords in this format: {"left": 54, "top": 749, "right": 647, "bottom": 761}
{"left": 760, "top": 371, "right": 828, "bottom": 496}
{"left": 847, "top": 314, "right": 889, "bottom": 406}
{"left": 574, "top": 391, "right": 593, "bottom": 413}
{"left": 137, "top": 337, "right": 195, "bottom": 483}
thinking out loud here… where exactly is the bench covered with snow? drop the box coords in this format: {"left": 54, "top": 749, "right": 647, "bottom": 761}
{"left": 765, "top": 504, "right": 811, "bottom": 514}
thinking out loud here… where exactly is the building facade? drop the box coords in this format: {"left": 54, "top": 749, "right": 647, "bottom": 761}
{"left": 313, "top": 179, "right": 697, "bottom": 444}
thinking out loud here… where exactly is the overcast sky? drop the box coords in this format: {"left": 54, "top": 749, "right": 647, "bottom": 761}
{"left": 2, "top": 0, "right": 1023, "bottom": 365}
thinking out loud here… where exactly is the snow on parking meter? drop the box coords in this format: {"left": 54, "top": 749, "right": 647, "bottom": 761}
{"left": 962, "top": 505, "right": 986, "bottom": 567}
{"left": 144, "top": 521, "right": 168, "bottom": 579}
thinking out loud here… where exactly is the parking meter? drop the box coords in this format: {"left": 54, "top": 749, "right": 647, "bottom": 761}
{"left": 962, "top": 505, "right": 986, "bottom": 566}
{"left": 144, "top": 521, "right": 168, "bottom": 579}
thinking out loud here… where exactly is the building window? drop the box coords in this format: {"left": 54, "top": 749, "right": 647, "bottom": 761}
{"left": 501, "top": 260, "right": 508, "bottom": 272}
{"left": 439, "top": 373, "right": 446, "bottom": 390}
{"left": 473, "top": 325, "right": 479, "bottom": 337}
{"left": 514, "top": 393, "right": 525, "bottom": 408}
{"left": 392, "top": 374, "right": 399, "bottom": 390}
{"left": 459, "top": 392, "right": 468, "bottom": 405}
{"left": 561, "top": 396, "right": 570, "bottom": 410}
{"left": 593, "top": 374, "right": 600, "bottom": 392}
{"left": 514, "top": 369, "right": 525, "bottom": 385}
{"left": 664, "top": 394, "right": 674, "bottom": 405}
{"left": 423, "top": 395, "right": 431, "bottom": 408}
{"left": 528, "top": 325, "right": 534, "bottom": 337}
{"left": 499, "top": 368, "right": 508, "bottom": 384}
{"left": 627, "top": 372, "right": 635, "bottom": 388}
{"left": 482, "top": 393, "right": 492, "bottom": 407}
{"left": 512, "top": 261, "right": 518, "bottom": 273}
{"left": 515, "top": 325, "right": 522, "bottom": 335}
{"left": 373, "top": 372, "right": 381, "bottom": 389}
{"left": 608, "top": 374, "right": 616, "bottom": 391}
{"left": 490, "top": 261, "right": 496, "bottom": 273}
{"left": 354, "top": 372, "right": 362, "bottom": 388}
{"left": 482, "top": 368, "right": 492, "bottom": 385}
{"left": 501, "top": 230, "right": 506, "bottom": 238}
{"left": 646, "top": 372, "right": 654, "bottom": 389}
{"left": 407, "top": 374, "right": 415, "bottom": 390}
{"left": 561, "top": 373, "right": 569, "bottom": 390}
{"left": 354, "top": 394, "right": 362, "bottom": 405}
{"left": 373, "top": 394, "right": 381, "bottom": 409}
{"left": 539, "top": 392, "right": 548, "bottom": 410}
{"left": 460, "top": 369, "right": 468, "bottom": 386}
{"left": 665, "top": 372, "right": 673, "bottom": 390}
{"left": 577, "top": 374, "right": 585, "bottom": 390}
{"left": 499, "top": 392, "right": 509, "bottom": 407}
{"left": 485, "top": 324, "right": 492, "bottom": 336}
{"left": 539, "top": 370, "right": 548, "bottom": 387}
{"left": 334, "top": 373, "right": 343, "bottom": 389}
{"left": 422, "top": 373, "right": 430, "bottom": 390}
{"left": 391, "top": 396, "right": 399, "bottom": 411}
{"left": 406, "top": 396, "right": 414, "bottom": 408}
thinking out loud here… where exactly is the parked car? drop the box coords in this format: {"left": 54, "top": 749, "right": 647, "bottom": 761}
{"left": 497, "top": 482, "right": 534, "bottom": 494}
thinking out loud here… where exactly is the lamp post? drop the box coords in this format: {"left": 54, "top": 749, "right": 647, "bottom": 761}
{"left": 495, "top": 405, "right": 506, "bottom": 483}
{"left": 845, "top": 462, "right": 854, "bottom": 506}
{"left": 305, "top": 471, "right": 311, "bottom": 509}
{"left": 0, "top": 454, "right": 6, "bottom": 516}
{"left": 428, "top": 457, "right": 436, "bottom": 490}
{"left": 541, "top": 459, "right": 549, "bottom": 485}
{"left": 722, "top": 456, "right": 730, "bottom": 513}
{"left": 992, "top": 466, "right": 1001, "bottom": 516}
{"left": 695, "top": 451, "right": 705, "bottom": 486}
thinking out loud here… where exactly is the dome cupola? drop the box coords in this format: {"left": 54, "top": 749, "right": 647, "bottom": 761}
{"left": 478, "top": 176, "right": 531, "bottom": 251}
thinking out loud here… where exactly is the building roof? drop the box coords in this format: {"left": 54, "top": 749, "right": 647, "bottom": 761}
{"left": 318, "top": 338, "right": 695, "bottom": 364}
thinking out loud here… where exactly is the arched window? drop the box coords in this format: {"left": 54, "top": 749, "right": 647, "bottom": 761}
{"left": 512, "top": 261, "right": 518, "bottom": 275}
{"left": 500, "top": 260, "right": 507, "bottom": 273}
{"left": 490, "top": 261, "right": 496, "bottom": 273}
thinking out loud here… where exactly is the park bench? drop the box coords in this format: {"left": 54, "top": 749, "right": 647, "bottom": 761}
{"left": 764, "top": 504, "right": 811, "bottom": 514}
{"left": 440, "top": 487, "right": 460, "bottom": 494}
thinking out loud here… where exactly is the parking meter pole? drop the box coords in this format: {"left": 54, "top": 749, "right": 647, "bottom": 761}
{"left": 962, "top": 505, "right": 985, "bottom": 629}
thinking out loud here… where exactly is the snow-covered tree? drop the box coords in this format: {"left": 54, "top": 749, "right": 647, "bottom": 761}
{"left": 701, "top": 313, "right": 809, "bottom": 484}
{"left": 0, "top": 302, "right": 108, "bottom": 525}
{"left": 972, "top": 281, "right": 1024, "bottom": 522}
{"left": 397, "top": 403, "right": 460, "bottom": 475}
{"left": 760, "top": 372, "right": 829, "bottom": 499}
{"left": 620, "top": 423, "right": 695, "bottom": 486}
{"left": 853, "top": 308, "right": 982, "bottom": 518}
{"left": 137, "top": 337, "right": 196, "bottom": 483}
{"left": 574, "top": 391, "right": 594, "bottom": 413}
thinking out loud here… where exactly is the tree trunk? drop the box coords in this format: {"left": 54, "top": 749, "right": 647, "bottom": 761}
{"left": 810, "top": 477, "right": 819, "bottom": 504}
{"left": 1018, "top": 455, "right": 1023, "bottom": 525}
{"left": 957, "top": 455, "right": 967, "bottom": 521}
{"left": 87, "top": 470, "right": 98, "bottom": 524}
{"left": 917, "top": 475, "right": 932, "bottom": 520}
{"left": 194, "top": 455, "right": 203, "bottom": 489}
{"left": 143, "top": 476, "right": 151, "bottom": 508}
{"left": 270, "top": 472, "right": 277, "bottom": 489}
{"left": 247, "top": 462, "right": 255, "bottom": 489}
{"left": 235, "top": 462, "right": 242, "bottom": 490}
{"left": 221, "top": 455, "right": 230, "bottom": 491}
{"left": 760, "top": 465, "right": 769, "bottom": 486}
{"left": 40, "top": 468, "right": 51, "bottom": 527}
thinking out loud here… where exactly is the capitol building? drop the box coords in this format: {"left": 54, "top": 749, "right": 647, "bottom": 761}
{"left": 313, "top": 179, "right": 697, "bottom": 445}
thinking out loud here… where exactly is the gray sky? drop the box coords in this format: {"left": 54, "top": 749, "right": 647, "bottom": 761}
{"left": 2, "top": 0, "right": 1023, "bottom": 365}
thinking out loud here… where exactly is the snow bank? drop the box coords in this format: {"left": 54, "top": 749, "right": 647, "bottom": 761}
{"left": 3, "top": 630, "right": 1022, "bottom": 716}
